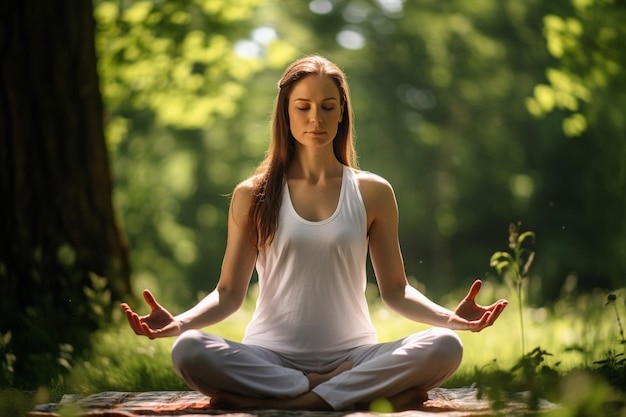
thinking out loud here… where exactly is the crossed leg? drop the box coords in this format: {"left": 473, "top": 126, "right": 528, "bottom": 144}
{"left": 171, "top": 328, "right": 462, "bottom": 411}
{"left": 214, "top": 382, "right": 429, "bottom": 411}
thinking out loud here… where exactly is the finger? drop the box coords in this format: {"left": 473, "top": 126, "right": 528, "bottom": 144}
{"left": 479, "top": 302, "right": 506, "bottom": 330}
{"left": 470, "top": 310, "right": 493, "bottom": 332}
{"left": 467, "top": 312, "right": 489, "bottom": 332}
{"left": 141, "top": 322, "right": 157, "bottom": 339}
{"left": 142, "top": 319, "right": 178, "bottom": 338}
{"left": 483, "top": 298, "right": 507, "bottom": 312}
{"left": 142, "top": 289, "right": 162, "bottom": 312}
{"left": 120, "top": 303, "right": 136, "bottom": 325}
{"left": 121, "top": 302, "right": 159, "bottom": 338}
{"left": 488, "top": 301, "right": 508, "bottom": 323}
{"left": 123, "top": 308, "right": 144, "bottom": 336}
{"left": 465, "top": 280, "right": 482, "bottom": 302}
{"left": 470, "top": 300, "right": 509, "bottom": 332}
{"left": 479, "top": 309, "right": 492, "bottom": 327}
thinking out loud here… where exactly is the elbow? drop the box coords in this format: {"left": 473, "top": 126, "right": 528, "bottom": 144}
{"left": 379, "top": 283, "right": 407, "bottom": 309}
{"left": 216, "top": 285, "right": 247, "bottom": 315}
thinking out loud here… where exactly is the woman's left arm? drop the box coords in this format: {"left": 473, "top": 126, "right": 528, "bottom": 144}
{"left": 360, "top": 173, "right": 507, "bottom": 332}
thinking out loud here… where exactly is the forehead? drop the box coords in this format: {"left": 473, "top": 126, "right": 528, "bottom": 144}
{"left": 289, "top": 74, "right": 341, "bottom": 101}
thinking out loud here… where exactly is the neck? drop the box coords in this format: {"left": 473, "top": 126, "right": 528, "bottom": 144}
{"left": 288, "top": 148, "right": 342, "bottom": 183}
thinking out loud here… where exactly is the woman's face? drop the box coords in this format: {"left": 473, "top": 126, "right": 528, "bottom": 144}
{"left": 287, "top": 74, "right": 343, "bottom": 150}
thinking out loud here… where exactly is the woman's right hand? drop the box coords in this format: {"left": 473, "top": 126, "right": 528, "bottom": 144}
{"left": 120, "top": 289, "right": 182, "bottom": 339}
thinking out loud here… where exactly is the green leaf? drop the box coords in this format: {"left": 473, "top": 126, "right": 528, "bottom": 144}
{"left": 490, "top": 251, "right": 514, "bottom": 266}
{"left": 517, "top": 231, "right": 535, "bottom": 246}
{"left": 1, "top": 331, "right": 11, "bottom": 346}
{"left": 494, "top": 261, "right": 510, "bottom": 275}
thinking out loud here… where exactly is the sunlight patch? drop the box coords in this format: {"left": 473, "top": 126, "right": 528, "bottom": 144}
{"left": 337, "top": 29, "right": 366, "bottom": 50}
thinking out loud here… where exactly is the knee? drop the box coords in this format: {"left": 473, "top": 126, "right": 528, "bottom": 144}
{"left": 171, "top": 330, "right": 210, "bottom": 373}
{"left": 430, "top": 328, "right": 463, "bottom": 370}
{"left": 401, "top": 328, "right": 463, "bottom": 370}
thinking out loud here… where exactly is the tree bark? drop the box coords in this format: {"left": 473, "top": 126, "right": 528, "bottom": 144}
{"left": 0, "top": 0, "right": 130, "bottom": 387}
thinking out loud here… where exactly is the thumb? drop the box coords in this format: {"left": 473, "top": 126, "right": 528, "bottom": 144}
{"left": 465, "top": 280, "right": 482, "bottom": 302}
{"left": 142, "top": 289, "right": 162, "bottom": 311}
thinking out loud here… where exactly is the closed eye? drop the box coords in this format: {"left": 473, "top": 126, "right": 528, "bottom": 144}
{"left": 295, "top": 106, "right": 335, "bottom": 111}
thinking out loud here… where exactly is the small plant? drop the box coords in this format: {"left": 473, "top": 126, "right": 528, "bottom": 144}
{"left": 474, "top": 347, "right": 560, "bottom": 411}
{"left": 593, "top": 349, "right": 625, "bottom": 392}
{"left": 490, "top": 222, "right": 535, "bottom": 357}
{"left": 592, "top": 292, "right": 626, "bottom": 393}
{"left": 605, "top": 292, "right": 626, "bottom": 351}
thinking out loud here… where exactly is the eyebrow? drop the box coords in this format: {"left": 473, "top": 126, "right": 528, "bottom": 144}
{"left": 293, "top": 97, "right": 338, "bottom": 102}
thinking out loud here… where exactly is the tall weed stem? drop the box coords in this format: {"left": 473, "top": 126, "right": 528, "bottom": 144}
{"left": 490, "top": 222, "right": 535, "bottom": 358}
{"left": 606, "top": 293, "right": 626, "bottom": 352}
{"left": 517, "top": 282, "right": 525, "bottom": 356}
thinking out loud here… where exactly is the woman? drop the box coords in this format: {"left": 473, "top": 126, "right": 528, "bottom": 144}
{"left": 121, "top": 55, "right": 508, "bottom": 411}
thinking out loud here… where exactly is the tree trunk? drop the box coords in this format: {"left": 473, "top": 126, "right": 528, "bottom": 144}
{"left": 0, "top": 0, "right": 130, "bottom": 388}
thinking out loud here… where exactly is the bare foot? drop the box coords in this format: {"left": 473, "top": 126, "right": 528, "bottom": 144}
{"left": 306, "top": 361, "right": 354, "bottom": 389}
{"left": 387, "top": 387, "right": 429, "bottom": 411}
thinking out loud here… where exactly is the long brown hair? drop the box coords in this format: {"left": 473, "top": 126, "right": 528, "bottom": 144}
{"left": 248, "top": 55, "right": 357, "bottom": 249}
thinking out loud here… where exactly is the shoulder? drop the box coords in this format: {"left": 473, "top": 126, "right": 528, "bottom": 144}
{"left": 352, "top": 168, "right": 395, "bottom": 199}
{"left": 351, "top": 169, "right": 397, "bottom": 219}
{"left": 234, "top": 175, "right": 259, "bottom": 195}
{"left": 233, "top": 177, "right": 256, "bottom": 203}
{"left": 229, "top": 176, "right": 259, "bottom": 226}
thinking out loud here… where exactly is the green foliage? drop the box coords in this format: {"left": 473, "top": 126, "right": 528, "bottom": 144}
{"left": 0, "top": 389, "right": 40, "bottom": 417}
{"left": 269, "top": 0, "right": 624, "bottom": 297}
{"left": 94, "top": 0, "right": 299, "bottom": 308}
{"left": 476, "top": 359, "right": 625, "bottom": 417}
{"left": 593, "top": 349, "right": 626, "bottom": 393}
{"left": 65, "top": 328, "right": 187, "bottom": 394}
{"left": 592, "top": 292, "right": 626, "bottom": 391}
{"left": 0, "top": 332, "right": 15, "bottom": 387}
{"left": 95, "top": 0, "right": 267, "bottom": 132}
{"left": 470, "top": 290, "right": 626, "bottom": 415}
{"left": 528, "top": 0, "right": 626, "bottom": 138}
{"left": 98, "top": 0, "right": 626, "bottom": 308}
{"left": 490, "top": 222, "right": 535, "bottom": 356}
{"left": 556, "top": 369, "right": 624, "bottom": 417}
{"left": 475, "top": 347, "right": 560, "bottom": 411}
{"left": 0, "top": 241, "right": 119, "bottom": 389}
{"left": 481, "top": 231, "right": 625, "bottom": 413}
{"left": 525, "top": 0, "right": 626, "bottom": 298}
{"left": 60, "top": 301, "right": 253, "bottom": 395}
{"left": 84, "top": 273, "right": 113, "bottom": 328}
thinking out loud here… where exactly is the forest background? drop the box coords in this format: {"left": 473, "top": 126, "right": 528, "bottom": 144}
{"left": 1, "top": 0, "right": 625, "bottom": 396}
{"left": 104, "top": 0, "right": 625, "bottom": 305}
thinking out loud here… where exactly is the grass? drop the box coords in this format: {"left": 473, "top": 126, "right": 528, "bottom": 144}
{"left": 4, "top": 282, "right": 625, "bottom": 416}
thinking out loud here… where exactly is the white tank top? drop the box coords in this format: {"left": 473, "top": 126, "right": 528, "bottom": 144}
{"left": 243, "top": 166, "right": 378, "bottom": 358}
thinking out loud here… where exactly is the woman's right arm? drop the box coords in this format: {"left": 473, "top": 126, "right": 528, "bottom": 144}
{"left": 121, "top": 181, "right": 258, "bottom": 338}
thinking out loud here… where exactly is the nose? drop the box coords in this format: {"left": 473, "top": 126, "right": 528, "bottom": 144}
{"left": 310, "top": 107, "right": 323, "bottom": 124}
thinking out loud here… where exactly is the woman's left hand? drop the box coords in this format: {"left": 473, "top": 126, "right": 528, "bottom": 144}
{"left": 451, "top": 280, "right": 508, "bottom": 332}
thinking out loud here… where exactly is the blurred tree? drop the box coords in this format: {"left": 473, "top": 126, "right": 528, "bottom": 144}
{"left": 94, "top": 0, "right": 296, "bottom": 307}
{"left": 0, "top": 0, "right": 129, "bottom": 388}
{"left": 96, "top": 0, "right": 624, "bottom": 317}
{"left": 526, "top": 0, "right": 626, "bottom": 294}
{"left": 263, "top": 0, "right": 625, "bottom": 298}
{"left": 269, "top": 0, "right": 553, "bottom": 294}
